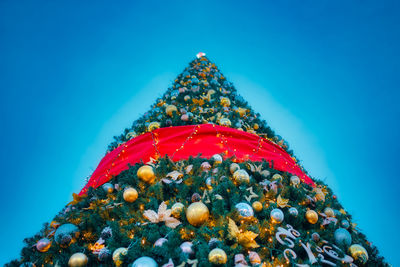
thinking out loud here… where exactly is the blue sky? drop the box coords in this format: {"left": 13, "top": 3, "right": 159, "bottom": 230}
{"left": 1, "top": 0, "right": 399, "bottom": 265}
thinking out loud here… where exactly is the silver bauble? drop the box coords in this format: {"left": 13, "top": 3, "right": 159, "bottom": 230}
{"left": 288, "top": 207, "right": 298, "bottom": 217}
{"left": 334, "top": 228, "right": 352, "bottom": 247}
{"left": 180, "top": 241, "right": 194, "bottom": 255}
{"left": 55, "top": 223, "right": 79, "bottom": 244}
{"left": 132, "top": 256, "right": 158, "bottom": 267}
{"left": 229, "top": 163, "right": 240, "bottom": 174}
{"left": 312, "top": 232, "right": 320, "bottom": 242}
{"left": 212, "top": 154, "right": 223, "bottom": 164}
{"left": 235, "top": 202, "right": 254, "bottom": 218}
{"left": 270, "top": 208, "right": 284, "bottom": 223}
{"left": 154, "top": 238, "right": 168, "bottom": 247}
{"left": 290, "top": 175, "right": 300, "bottom": 185}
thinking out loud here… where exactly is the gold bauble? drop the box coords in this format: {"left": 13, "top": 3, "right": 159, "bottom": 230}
{"left": 68, "top": 253, "right": 88, "bottom": 267}
{"left": 305, "top": 210, "right": 319, "bottom": 224}
{"left": 233, "top": 169, "right": 250, "bottom": 184}
{"left": 237, "top": 107, "right": 247, "bottom": 117}
{"left": 166, "top": 105, "right": 178, "bottom": 116}
{"left": 123, "top": 187, "right": 138, "bottom": 203}
{"left": 186, "top": 202, "right": 209, "bottom": 226}
{"left": 137, "top": 165, "right": 155, "bottom": 183}
{"left": 148, "top": 122, "right": 160, "bottom": 131}
{"left": 324, "top": 207, "right": 335, "bottom": 217}
{"left": 220, "top": 97, "right": 231, "bottom": 107}
{"left": 252, "top": 201, "right": 263, "bottom": 212}
{"left": 171, "top": 202, "right": 185, "bottom": 217}
{"left": 219, "top": 118, "right": 231, "bottom": 127}
{"left": 349, "top": 244, "right": 369, "bottom": 264}
{"left": 112, "top": 247, "right": 128, "bottom": 266}
{"left": 253, "top": 123, "right": 259, "bottom": 130}
{"left": 229, "top": 163, "right": 240, "bottom": 174}
{"left": 272, "top": 173, "right": 283, "bottom": 182}
{"left": 208, "top": 248, "right": 227, "bottom": 265}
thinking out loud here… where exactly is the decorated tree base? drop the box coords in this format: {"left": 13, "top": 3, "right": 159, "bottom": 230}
{"left": 8, "top": 55, "right": 387, "bottom": 266}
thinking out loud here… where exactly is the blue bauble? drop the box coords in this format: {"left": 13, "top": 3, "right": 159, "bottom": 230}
{"left": 341, "top": 220, "right": 350, "bottom": 229}
{"left": 55, "top": 223, "right": 79, "bottom": 244}
{"left": 191, "top": 78, "right": 199, "bottom": 84}
{"left": 102, "top": 183, "right": 114, "bottom": 194}
{"left": 132, "top": 256, "right": 158, "bottom": 267}
{"left": 334, "top": 228, "right": 352, "bottom": 247}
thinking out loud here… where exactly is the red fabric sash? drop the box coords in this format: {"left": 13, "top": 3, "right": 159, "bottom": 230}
{"left": 79, "top": 124, "right": 314, "bottom": 195}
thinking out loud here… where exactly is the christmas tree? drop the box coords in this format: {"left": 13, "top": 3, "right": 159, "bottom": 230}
{"left": 9, "top": 54, "right": 387, "bottom": 266}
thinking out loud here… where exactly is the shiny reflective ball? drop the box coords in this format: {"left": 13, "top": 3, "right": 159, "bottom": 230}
{"left": 132, "top": 256, "right": 158, "bottom": 267}
{"left": 270, "top": 208, "right": 284, "bottom": 223}
{"left": 208, "top": 248, "right": 227, "bottom": 265}
{"left": 36, "top": 238, "right": 51, "bottom": 252}
{"left": 148, "top": 122, "right": 160, "bottom": 131}
{"left": 233, "top": 169, "right": 250, "bottom": 184}
{"left": 112, "top": 247, "right": 128, "bottom": 266}
{"left": 305, "top": 210, "right": 319, "bottom": 224}
{"left": 290, "top": 175, "right": 300, "bottom": 186}
{"left": 102, "top": 183, "right": 114, "bottom": 194}
{"left": 123, "top": 187, "right": 138, "bottom": 202}
{"left": 186, "top": 202, "right": 209, "bottom": 226}
{"left": 235, "top": 202, "right": 254, "bottom": 218}
{"left": 212, "top": 154, "right": 223, "bottom": 164}
{"left": 55, "top": 223, "right": 79, "bottom": 245}
{"left": 324, "top": 207, "right": 335, "bottom": 217}
{"left": 68, "top": 253, "right": 88, "bottom": 267}
{"left": 349, "top": 244, "right": 369, "bottom": 264}
{"left": 219, "top": 118, "right": 231, "bottom": 127}
{"left": 166, "top": 105, "right": 178, "bottom": 116}
{"left": 180, "top": 241, "right": 194, "bottom": 255}
{"left": 252, "top": 201, "right": 263, "bottom": 212}
{"left": 334, "top": 228, "right": 352, "bottom": 247}
{"left": 154, "top": 238, "right": 168, "bottom": 247}
{"left": 288, "top": 207, "right": 298, "bottom": 217}
{"left": 312, "top": 232, "right": 320, "bottom": 242}
{"left": 341, "top": 220, "right": 350, "bottom": 229}
{"left": 229, "top": 163, "right": 240, "bottom": 174}
{"left": 220, "top": 97, "right": 231, "bottom": 107}
{"left": 171, "top": 202, "right": 185, "bottom": 217}
{"left": 137, "top": 165, "right": 155, "bottom": 183}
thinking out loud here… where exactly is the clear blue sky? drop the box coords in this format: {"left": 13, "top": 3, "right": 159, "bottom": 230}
{"left": 1, "top": 0, "right": 399, "bottom": 265}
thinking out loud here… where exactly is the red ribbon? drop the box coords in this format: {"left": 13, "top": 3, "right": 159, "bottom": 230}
{"left": 79, "top": 124, "right": 314, "bottom": 195}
